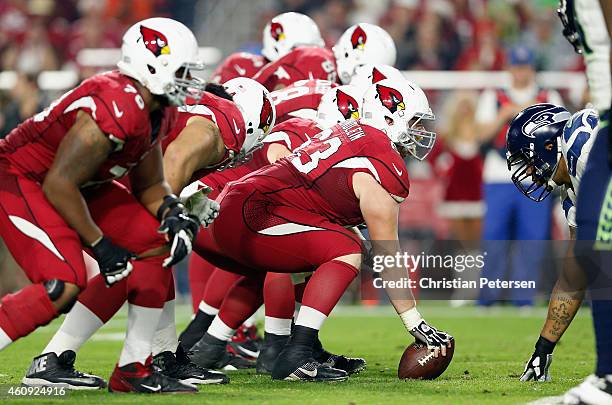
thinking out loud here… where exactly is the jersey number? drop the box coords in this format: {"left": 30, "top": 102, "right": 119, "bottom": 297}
{"left": 291, "top": 136, "right": 341, "bottom": 174}
{"left": 321, "top": 61, "right": 337, "bottom": 82}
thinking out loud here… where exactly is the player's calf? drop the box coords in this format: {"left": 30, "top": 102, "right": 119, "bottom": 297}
{"left": 0, "top": 280, "right": 79, "bottom": 350}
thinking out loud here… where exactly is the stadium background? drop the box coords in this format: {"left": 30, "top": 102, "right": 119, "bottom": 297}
{"left": 0, "top": 0, "right": 587, "bottom": 305}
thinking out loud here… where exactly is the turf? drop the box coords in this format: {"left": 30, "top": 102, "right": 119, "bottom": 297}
{"left": 0, "top": 304, "right": 595, "bottom": 404}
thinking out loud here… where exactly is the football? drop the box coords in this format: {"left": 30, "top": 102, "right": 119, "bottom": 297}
{"left": 398, "top": 340, "right": 455, "bottom": 380}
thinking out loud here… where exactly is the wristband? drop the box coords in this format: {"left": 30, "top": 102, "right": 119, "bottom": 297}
{"left": 156, "top": 194, "right": 180, "bottom": 221}
{"left": 399, "top": 307, "right": 423, "bottom": 331}
{"left": 535, "top": 335, "right": 557, "bottom": 354}
{"left": 88, "top": 235, "right": 104, "bottom": 248}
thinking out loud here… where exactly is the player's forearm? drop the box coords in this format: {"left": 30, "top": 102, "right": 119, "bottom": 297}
{"left": 42, "top": 177, "right": 102, "bottom": 245}
{"left": 134, "top": 180, "right": 174, "bottom": 217}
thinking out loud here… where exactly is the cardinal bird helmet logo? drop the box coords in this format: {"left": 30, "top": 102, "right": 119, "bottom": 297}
{"left": 336, "top": 90, "right": 360, "bottom": 119}
{"left": 350, "top": 25, "right": 367, "bottom": 50}
{"left": 260, "top": 94, "right": 274, "bottom": 133}
{"left": 371, "top": 67, "right": 387, "bottom": 83}
{"left": 270, "top": 22, "right": 285, "bottom": 42}
{"left": 140, "top": 25, "right": 170, "bottom": 57}
{"left": 376, "top": 84, "right": 405, "bottom": 114}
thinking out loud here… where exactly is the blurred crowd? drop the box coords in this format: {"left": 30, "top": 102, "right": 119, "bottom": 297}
{"left": 0, "top": 0, "right": 589, "bottom": 305}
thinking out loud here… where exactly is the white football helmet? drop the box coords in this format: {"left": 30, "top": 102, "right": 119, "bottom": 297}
{"left": 333, "top": 24, "right": 397, "bottom": 84}
{"left": 223, "top": 77, "right": 276, "bottom": 166}
{"left": 350, "top": 64, "right": 405, "bottom": 94}
{"left": 261, "top": 12, "right": 325, "bottom": 62}
{"left": 117, "top": 17, "right": 205, "bottom": 106}
{"left": 316, "top": 85, "right": 363, "bottom": 128}
{"left": 361, "top": 79, "right": 436, "bottom": 161}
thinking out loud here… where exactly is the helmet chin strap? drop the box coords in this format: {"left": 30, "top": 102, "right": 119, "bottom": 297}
{"left": 546, "top": 142, "right": 563, "bottom": 190}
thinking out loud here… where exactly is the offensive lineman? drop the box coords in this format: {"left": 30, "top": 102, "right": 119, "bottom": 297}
{"left": 0, "top": 18, "right": 203, "bottom": 393}
{"left": 191, "top": 78, "right": 453, "bottom": 382}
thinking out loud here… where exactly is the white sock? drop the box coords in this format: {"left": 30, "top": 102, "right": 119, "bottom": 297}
{"left": 265, "top": 316, "right": 292, "bottom": 336}
{"left": 43, "top": 302, "right": 103, "bottom": 355}
{"left": 198, "top": 300, "right": 219, "bottom": 316}
{"left": 207, "top": 316, "right": 235, "bottom": 341}
{"left": 243, "top": 313, "right": 256, "bottom": 328}
{"left": 152, "top": 299, "right": 178, "bottom": 356}
{"left": 295, "top": 306, "right": 327, "bottom": 330}
{"left": 118, "top": 304, "right": 162, "bottom": 367}
{"left": 0, "top": 327, "right": 12, "bottom": 351}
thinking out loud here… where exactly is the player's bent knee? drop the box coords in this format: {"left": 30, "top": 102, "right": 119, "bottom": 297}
{"left": 44, "top": 280, "right": 80, "bottom": 314}
{"left": 333, "top": 254, "right": 362, "bottom": 270}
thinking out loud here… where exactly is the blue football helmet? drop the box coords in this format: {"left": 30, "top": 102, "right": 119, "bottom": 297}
{"left": 506, "top": 103, "right": 571, "bottom": 201}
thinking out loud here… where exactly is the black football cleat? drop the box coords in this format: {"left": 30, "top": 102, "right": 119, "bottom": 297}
{"left": 189, "top": 333, "right": 255, "bottom": 371}
{"left": 108, "top": 357, "right": 196, "bottom": 393}
{"left": 313, "top": 338, "right": 367, "bottom": 375}
{"left": 153, "top": 347, "right": 229, "bottom": 385}
{"left": 22, "top": 351, "right": 106, "bottom": 390}
{"left": 227, "top": 324, "right": 262, "bottom": 360}
{"left": 271, "top": 344, "right": 348, "bottom": 382}
{"left": 256, "top": 333, "right": 289, "bottom": 374}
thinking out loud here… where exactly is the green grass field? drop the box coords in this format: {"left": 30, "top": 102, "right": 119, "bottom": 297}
{"left": 0, "top": 304, "right": 595, "bottom": 404}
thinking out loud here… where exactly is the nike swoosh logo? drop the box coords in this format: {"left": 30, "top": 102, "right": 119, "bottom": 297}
{"left": 141, "top": 384, "right": 161, "bottom": 392}
{"left": 392, "top": 163, "right": 403, "bottom": 176}
{"left": 112, "top": 101, "right": 124, "bottom": 118}
{"left": 232, "top": 119, "right": 241, "bottom": 134}
{"left": 298, "top": 367, "right": 317, "bottom": 377}
{"left": 237, "top": 346, "right": 260, "bottom": 358}
{"left": 234, "top": 65, "right": 246, "bottom": 75}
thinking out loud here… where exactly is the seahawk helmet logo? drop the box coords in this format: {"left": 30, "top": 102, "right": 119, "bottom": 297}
{"left": 336, "top": 90, "right": 359, "bottom": 119}
{"left": 270, "top": 22, "right": 285, "bottom": 41}
{"left": 350, "top": 25, "right": 367, "bottom": 50}
{"left": 259, "top": 94, "right": 274, "bottom": 133}
{"left": 376, "top": 84, "right": 405, "bottom": 114}
{"left": 140, "top": 25, "right": 170, "bottom": 57}
{"left": 521, "top": 111, "right": 556, "bottom": 138}
{"left": 371, "top": 67, "right": 387, "bottom": 83}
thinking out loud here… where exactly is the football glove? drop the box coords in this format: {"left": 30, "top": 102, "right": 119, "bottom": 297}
{"left": 90, "top": 236, "right": 136, "bottom": 287}
{"left": 520, "top": 336, "right": 556, "bottom": 382}
{"left": 409, "top": 320, "right": 453, "bottom": 357}
{"left": 520, "top": 351, "right": 553, "bottom": 382}
{"left": 157, "top": 195, "right": 200, "bottom": 268}
{"left": 180, "top": 184, "right": 220, "bottom": 227}
{"left": 557, "top": 0, "right": 584, "bottom": 54}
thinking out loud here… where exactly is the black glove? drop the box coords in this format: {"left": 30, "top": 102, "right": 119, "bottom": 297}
{"left": 157, "top": 195, "right": 200, "bottom": 268}
{"left": 557, "top": 0, "right": 584, "bottom": 54}
{"left": 409, "top": 320, "right": 453, "bottom": 357}
{"left": 90, "top": 236, "right": 136, "bottom": 287}
{"left": 520, "top": 336, "right": 555, "bottom": 382}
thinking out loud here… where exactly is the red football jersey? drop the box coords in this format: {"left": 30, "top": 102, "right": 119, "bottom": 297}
{"left": 253, "top": 47, "right": 337, "bottom": 91}
{"left": 209, "top": 52, "right": 267, "bottom": 84}
{"left": 0, "top": 71, "right": 176, "bottom": 186}
{"left": 203, "top": 117, "right": 321, "bottom": 198}
{"left": 240, "top": 120, "right": 410, "bottom": 226}
{"left": 163, "top": 92, "right": 246, "bottom": 181}
{"left": 271, "top": 79, "right": 336, "bottom": 123}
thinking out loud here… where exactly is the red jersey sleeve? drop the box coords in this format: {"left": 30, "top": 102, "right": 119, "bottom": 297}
{"left": 253, "top": 47, "right": 337, "bottom": 91}
{"left": 209, "top": 52, "right": 266, "bottom": 84}
{"left": 70, "top": 73, "right": 150, "bottom": 145}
